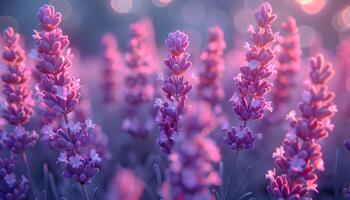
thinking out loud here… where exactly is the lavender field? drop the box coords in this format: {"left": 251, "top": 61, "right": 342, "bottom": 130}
{"left": 0, "top": 0, "right": 349, "bottom": 199}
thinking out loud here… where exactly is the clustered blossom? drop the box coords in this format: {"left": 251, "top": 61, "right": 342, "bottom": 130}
{"left": 34, "top": 4, "right": 102, "bottom": 185}
{"left": 225, "top": 2, "right": 277, "bottom": 151}
{"left": 198, "top": 26, "right": 226, "bottom": 107}
{"left": 42, "top": 119, "right": 101, "bottom": 184}
{"left": 162, "top": 135, "right": 221, "bottom": 200}
{"left": 1, "top": 27, "right": 39, "bottom": 154}
{"left": 33, "top": 4, "right": 80, "bottom": 116}
{"left": 123, "top": 20, "right": 155, "bottom": 138}
{"left": 272, "top": 17, "right": 301, "bottom": 113}
{"left": 106, "top": 168, "right": 144, "bottom": 200}
{"left": 101, "top": 33, "right": 121, "bottom": 104}
{"left": 266, "top": 54, "right": 336, "bottom": 199}
{"left": 0, "top": 156, "right": 29, "bottom": 200}
{"left": 156, "top": 30, "right": 193, "bottom": 154}
{"left": 1, "top": 27, "right": 34, "bottom": 125}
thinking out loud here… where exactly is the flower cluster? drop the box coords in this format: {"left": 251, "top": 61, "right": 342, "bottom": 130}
{"left": 162, "top": 135, "right": 221, "bottom": 200}
{"left": 33, "top": 4, "right": 80, "bottom": 116}
{"left": 0, "top": 156, "right": 30, "bottom": 199}
{"left": 272, "top": 17, "right": 301, "bottom": 113}
{"left": 106, "top": 168, "right": 144, "bottom": 200}
{"left": 156, "top": 30, "right": 193, "bottom": 154}
{"left": 1, "top": 27, "right": 39, "bottom": 154}
{"left": 1, "top": 27, "right": 34, "bottom": 125}
{"left": 34, "top": 4, "right": 102, "bottom": 186}
{"left": 266, "top": 54, "right": 336, "bottom": 199}
{"left": 225, "top": 2, "right": 277, "bottom": 151}
{"left": 101, "top": 33, "right": 121, "bottom": 104}
{"left": 123, "top": 20, "right": 155, "bottom": 138}
{"left": 198, "top": 26, "right": 226, "bottom": 107}
{"left": 42, "top": 119, "right": 101, "bottom": 184}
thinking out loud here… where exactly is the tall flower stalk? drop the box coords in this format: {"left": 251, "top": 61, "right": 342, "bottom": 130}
{"left": 1, "top": 27, "right": 38, "bottom": 199}
{"left": 122, "top": 20, "right": 155, "bottom": 138}
{"left": 271, "top": 17, "right": 301, "bottom": 117}
{"left": 155, "top": 30, "right": 193, "bottom": 154}
{"left": 266, "top": 54, "right": 336, "bottom": 199}
{"left": 101, "top": 33, "right": 121, "bottom": 104}
{"left": 198, "top": 26, "right": 226, "bottom": 110}
{"left": 223, "top": 2, "right": 277, "bottom": 199}
{"left": 33, "top": 5, "right": 101, "bottom": 199}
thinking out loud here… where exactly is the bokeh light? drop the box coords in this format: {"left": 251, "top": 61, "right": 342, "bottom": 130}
{"left": 110, "top": 0, "right": 133, "bottom": 14}
{"left": 298, "top": 25, "right": 316, "bottom": 47}
{"left": 151, "top": 0, "right": 173, "bottom": 7}
{"left": 51, "top": 0, "right": 72, "bottom": 20}
{"left": 299, "top": 0, "right": 326, "bottom": 14}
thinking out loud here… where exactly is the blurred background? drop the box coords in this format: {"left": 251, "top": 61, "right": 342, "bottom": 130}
{"left": 0, "top": 0, "right": 349, "bottom": 55}
{"left": 1, "top": 0, "right": 350, "bottom": 199}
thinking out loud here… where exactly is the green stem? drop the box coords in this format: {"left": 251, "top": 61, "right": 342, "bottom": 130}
{"left": 80, "top": 184, "right": 89, "bottom": 200}
{"left": 224, "top": 150, "right": 239, "bottom": 200}
{"left": 21, "top": 152, "right": 37, "bottom": 199}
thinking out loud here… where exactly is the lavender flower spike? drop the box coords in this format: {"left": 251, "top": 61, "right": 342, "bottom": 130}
{"left": 198, "top": 26, "right": 226, "bottom": 108}
{"left": 272, "top": 17, "right": 301, "bottom": 114}
{"left": 267, "top": 54, "right": 336, "bottom": 199}
{"left": 2, "top": 27, "right": 34, "bottom": 126}
{"left": 156, "top": 30, "right": 193, "bottom": 153}
{"left": 225, "top": 2, "right": 277, "bottom": 151}
{"left": 33, "top": 4, "right": 80, "bottom": 115}
{"left": 34, "top": 4, "right": 101, "bottom": 192}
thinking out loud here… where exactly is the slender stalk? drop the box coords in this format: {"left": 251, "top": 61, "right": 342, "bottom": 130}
{"left": 232, "top": 167, "right": 252, "bottom": 199}
{"left": 21, "top": 152, "right": 37, "bottom": 199}
{"left": 224, "top": 150, "right": 240, "bottom": 200}
{"left": 334, "top": 149, "right": 340, "bottom": 200}
{"left": 80, "top": 184, "right": 89, "bottom": 200}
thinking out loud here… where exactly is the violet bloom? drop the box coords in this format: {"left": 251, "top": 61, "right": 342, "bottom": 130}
{"left": 198, "top": 26, "right": 226, "bottom": 108}
{"left": 101, "top": 33, "right": 121, "bottom": 104}
{"left": 156, "top": 30, "right": 193, "bottom": 154}
{"left": 162, "top": 135, "right": 221, "bottom": 200}
{"left": 123, "top": 20, "right": 155, "bottom": 138}
{"left": 34, "top": 5, "right": 101, "bottom": 187}
{"left": 225, "top": 2, "right": 277, "bottom": 151}
{"left": 1, "top": 27, "right": 38, "bottom": 154}
{"left": 33, "top": 4, "right": 80, "bottom": 115}
{"left": 266, "top": 54, "right": 336, "bottom": 199}
{"left": 106, "top": 168, "right": 144, "bottom": 200}
{"left": 1, "top": 27, "right": 34, "bottom": 126}
{"left": 272, "top": 17, "right": 301, "bottom": 114}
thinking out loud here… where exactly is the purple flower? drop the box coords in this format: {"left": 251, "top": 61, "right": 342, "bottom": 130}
{"left": 101, "top": 33, "right": 121, "bottom": 104}
{"left": 163, "top": 135, "right": 221, "bottom": 199}
{"left": 33, "top": 4, "right": 80, "bottom": 115}
{"left": 3, "top": 127, "right": 38, "bottom": 154}
{"left": 267, "top": 54, "right": 336, "bottom": 199}
{"left": 1, "top": 27, "right": 34, "bottom": 126}
{"left": 198, "top": 26, "right": 226, "bottom": 107}
{"left": 272, "top": 17, "right": 301, "bottom": 114}
{"left": 123, "top": 19, "right": 155, "bottom": 138}
{"left": 34, "top": 4, "right": 102, "bottom": 187}
{"left": 344, "top": 185, "right": 350, "bottom": 200}
{"left": 0, "top": 175, "right": 29, "bottom": 200}
{"left": 156, "top": 31, "right": 193, "bottom": 153}
{"left": 225, "top": 2, "right": 277, "bottom": 150}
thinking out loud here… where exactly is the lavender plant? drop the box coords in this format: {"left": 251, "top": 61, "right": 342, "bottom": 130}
{"left": 155, "top": 30, "right": 193, "bottom": 154}
{"left": 266, "top": 54, "right": 336, "bottom": 199}
{"left": 1, "top": 27, "right": 38, "bottom": 199}
{"left": 33, "top": 4, "right": 102, "bottom": 199}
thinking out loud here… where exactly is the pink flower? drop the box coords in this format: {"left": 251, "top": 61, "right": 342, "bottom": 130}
{"left": 267, "top": 54, "right": 336, "bottom": 199}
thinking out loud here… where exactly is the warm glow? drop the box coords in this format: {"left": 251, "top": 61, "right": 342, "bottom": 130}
{"left": 233, "top": 9, "right": 255, "bottom": 34}
{"left": 342, "top": 6, "right": 350, "bottom": 27}
{"left": 294, "top": 0, "right": 314, "bottom": 5}
{"left": 110, "top": 0, "right": 133, "bottom": 13}
{"left": 300, "top": 0, "right": 326, "bottom": 14}
{"left": 152, "top": 0, "right": 173, "bottom": 7}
